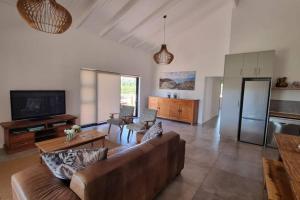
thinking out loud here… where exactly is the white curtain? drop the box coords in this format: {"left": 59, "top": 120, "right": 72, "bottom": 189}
{"left": 80, "top": 70, "right": 97, "bottom": 125}
{"left": 97, "top": 73, "right": 121, "bottom": 123}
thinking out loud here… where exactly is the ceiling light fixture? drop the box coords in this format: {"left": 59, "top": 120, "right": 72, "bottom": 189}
{"left": 153, "top": 15, "right": 174, "bottom": 65}
{"left": 17, "top": 0, "right": 72, "bottom": 34}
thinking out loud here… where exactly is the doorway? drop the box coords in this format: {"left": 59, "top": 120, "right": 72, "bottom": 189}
{"left": 120, "top": 76, "right": 139, "bottom": 117}
{"left": 80, "top": 69, "right": 140, "bottom": 126}
{"left": 203, "top": 77, "right": 223, "bottom": 123}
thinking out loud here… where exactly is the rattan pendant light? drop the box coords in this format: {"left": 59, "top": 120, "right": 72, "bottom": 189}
{"left": 153, "top": 15, "right": 174, "bottom": 65}
{"left": 17, "top": 0, "right": 72, "bottom": 34}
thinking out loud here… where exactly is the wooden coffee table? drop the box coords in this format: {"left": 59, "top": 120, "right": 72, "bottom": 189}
{"left": 35, "top": 130, "right": 107, "bottom": 159}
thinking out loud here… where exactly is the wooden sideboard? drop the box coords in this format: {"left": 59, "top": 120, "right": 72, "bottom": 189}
{"left": 148, "top": 96, "right": 199, "bottom": 125}
{"left": 0, "top": 114, "right": 77, "bottom": 153}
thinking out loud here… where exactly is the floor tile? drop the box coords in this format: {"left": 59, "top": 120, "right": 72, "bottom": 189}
{"left": 214, "top": 153, "right": 263, "bottom": 182}
{"left": 201, "top": 168, "right": 263, "bottom": 200}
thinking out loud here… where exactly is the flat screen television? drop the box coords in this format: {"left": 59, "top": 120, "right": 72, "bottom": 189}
{"left": 10, "top": 90, "right": 66, "bottom": 121}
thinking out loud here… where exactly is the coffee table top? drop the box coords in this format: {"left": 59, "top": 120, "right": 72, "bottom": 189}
{"left": 35, "top": 130, "right": 107, "bottom": 153}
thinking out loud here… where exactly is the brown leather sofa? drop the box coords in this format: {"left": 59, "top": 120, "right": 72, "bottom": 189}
{"left": 11, "top": 131, "right": 185, "bottom": 200}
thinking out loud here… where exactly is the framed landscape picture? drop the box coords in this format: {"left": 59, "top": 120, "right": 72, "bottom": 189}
{"left": 159, "top": 71, "right": 196, "bottom": 90}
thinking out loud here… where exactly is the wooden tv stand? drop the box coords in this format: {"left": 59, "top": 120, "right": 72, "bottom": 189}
{"left": 0, "top": 114, "right": 77, "bottom": 154}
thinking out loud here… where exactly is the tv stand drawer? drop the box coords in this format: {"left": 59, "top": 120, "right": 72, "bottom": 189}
{"left": 10, "top": 141, "right": 35, "bottom": 151}
{"left": 10, "top": 132, "right": 35, "bottom": 144}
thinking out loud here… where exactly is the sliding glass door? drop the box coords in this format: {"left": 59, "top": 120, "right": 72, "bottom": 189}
{"left": 121, "top": 76, "right": 139, "bottom": 117}
{"left": 80, "top": 70, "right": 140, "bottom": 126}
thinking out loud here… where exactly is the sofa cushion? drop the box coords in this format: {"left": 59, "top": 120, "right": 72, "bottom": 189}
{"left": 42, "top": 148, "right": 108, "bottom": 180}
{"left": 141, "top": 122, "right": 163, "bottom": 143}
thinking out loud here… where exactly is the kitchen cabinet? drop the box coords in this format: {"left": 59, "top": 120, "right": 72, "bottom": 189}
{"left": 243, "top": 52, "right": 258, "bottom": 77}
{"left": 148, "top": 97, "right": 199, "bottom": 125}
{"left": 223, "top": 50, "right": 275, "bottom": 78}
{"left": 220, "top": 50, "right": 275, "bottom": 140}
{"left": 224, "top": 54, "right": 244, "bottom": 77}
{"left": 258, "top": 51, "right": 274, "bottom": 77}
{"left": 220, "top": 77, "right": 242, "bottom": 139}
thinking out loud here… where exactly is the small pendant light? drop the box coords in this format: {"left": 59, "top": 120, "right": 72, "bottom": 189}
{"left": 153, "top": 15, "right": 174, "bottom": 64}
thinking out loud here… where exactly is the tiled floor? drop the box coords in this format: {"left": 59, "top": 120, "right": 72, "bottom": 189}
{"left": 0, "top": 116, "right": 278, "bottom": 200}
{"left": 155, "top": 117, "right": 278, "bottom": 200}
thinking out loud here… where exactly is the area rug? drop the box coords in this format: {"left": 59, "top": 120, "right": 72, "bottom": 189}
{"left": 0, "top": 139, "right": 119, "bottom": 200}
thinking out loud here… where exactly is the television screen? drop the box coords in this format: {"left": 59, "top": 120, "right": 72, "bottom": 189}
{"left": 10, "top": 90, "right": 66, "bottom": 120}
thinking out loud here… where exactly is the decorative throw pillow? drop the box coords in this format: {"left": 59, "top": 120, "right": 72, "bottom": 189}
{"left": 141, "top": 122, "right": 163, "bottom": 143}
{"left": 42, "top": 148, "right": 108, "bottom": 180}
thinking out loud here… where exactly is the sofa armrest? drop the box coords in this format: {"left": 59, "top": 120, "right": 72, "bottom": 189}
{"left": 11, "top": 164, "right": 80, "bottom": 200}
{"left": 177, "top": 139, "right": 186, "bottom": 175}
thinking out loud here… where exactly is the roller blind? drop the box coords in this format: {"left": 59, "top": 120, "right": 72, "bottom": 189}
{"left": 80, "top": 70, "right": 97, "bottom": 125}
{"left": 97, "top": 73, "right": 121, "bottom": 123}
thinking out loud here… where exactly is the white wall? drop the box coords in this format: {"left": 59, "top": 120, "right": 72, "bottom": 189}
{"left": 152, "top": 2, "right": 232, "bottom": 123}
{"left": 203, "top": 77, "right": 222, "bottom": 123}
{"left": 0, "top": 3, "right": 153, "bottom": 148}
{"left": 230, "top": 0, "right": 300, "bottom": 100}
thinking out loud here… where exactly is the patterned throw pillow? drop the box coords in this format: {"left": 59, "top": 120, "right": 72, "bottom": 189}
{"left": 141, "top": 122, "right": 163, "bottom": 143}
{"left": 42, "top": 148, "right": 108, "bottom": 180}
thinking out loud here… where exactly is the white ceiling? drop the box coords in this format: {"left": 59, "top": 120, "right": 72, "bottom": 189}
{"left": 1, "top": 0, "right": 235, "bottom": 52}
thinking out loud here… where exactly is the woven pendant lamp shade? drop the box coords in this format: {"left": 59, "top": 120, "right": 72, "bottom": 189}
{"left": 153, "top": 44, "right": 174, "bottom": 64}
{"left": 17, "top": 0, "right": 72, "bottom": 34}
{"left": 153, "top": 15, "right": 174, "bottom": 65}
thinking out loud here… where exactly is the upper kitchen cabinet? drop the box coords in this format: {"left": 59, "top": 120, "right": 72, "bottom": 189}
{"left": 224, "top": 54, "right": 244, "bottom": 77}
{"left": 224, "top": 51, "right": 274, "bottom": 78}
{"left": 257, "top": 50, "right": 275, "bottom": 77}
{"left": 243, "top": 52, "right": 258, "bottom": 77}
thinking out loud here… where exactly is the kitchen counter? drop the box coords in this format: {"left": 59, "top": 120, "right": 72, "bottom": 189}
{"left": 269, "top": 111, "right": 300, "bottom": 120}
{"left": 267, "top": 111, "right": 300, "bottom": 147}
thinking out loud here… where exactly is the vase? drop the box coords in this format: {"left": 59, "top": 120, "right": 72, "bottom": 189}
{"left": 66, "top": 132, "right": 75, "bottom": 142}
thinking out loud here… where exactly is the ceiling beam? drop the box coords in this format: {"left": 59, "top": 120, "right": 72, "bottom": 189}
{"left": 76, "top": 0, "right": 110, "bottom": 29}
{"left": 99, "top": 0, "right": 140, "bottom": 37}
{"left": 136, "top": 0, "right": 230, "bottom": 49}
{"left": 118, "top": 0, "right": 180, "bottom": 44}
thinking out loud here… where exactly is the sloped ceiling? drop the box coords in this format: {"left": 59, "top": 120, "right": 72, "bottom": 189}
{"left": 1, "top": 0, "right": 234, "bottom": 52}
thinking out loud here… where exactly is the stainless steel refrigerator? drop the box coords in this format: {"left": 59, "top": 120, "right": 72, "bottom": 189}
{"left": 238, "top": 78, "right": 271, "bottom": 145}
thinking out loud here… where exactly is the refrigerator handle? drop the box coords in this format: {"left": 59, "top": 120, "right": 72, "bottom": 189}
{"left": 237, "top": 100, "right": 240, "bottom": 107}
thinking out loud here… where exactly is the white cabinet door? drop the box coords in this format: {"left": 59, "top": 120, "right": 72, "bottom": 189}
{"left": 224, "top": 54, "right": 244, "bottom": 77}
{"left": 220, "top": 77, "right": 242, "bottom": 140}
{"left": 243, "top": 52, "right": 258, "bottom": 77}
{"left": 257, "top": 50, "right": 274, "bottom": 78}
